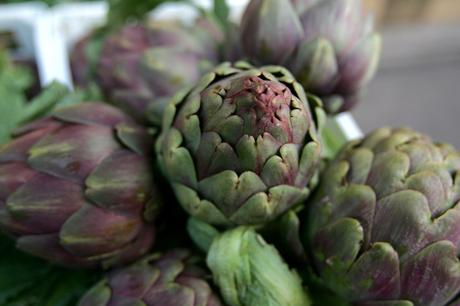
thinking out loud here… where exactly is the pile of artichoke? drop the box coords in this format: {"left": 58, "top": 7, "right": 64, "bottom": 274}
{"left": 0, "top": 0, "right": 458, "bottom": 306}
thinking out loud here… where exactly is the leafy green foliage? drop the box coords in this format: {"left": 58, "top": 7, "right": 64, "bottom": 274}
{"left": 0, "top": 52, "right": 103, "bottom": 144}
{"left": 0, "top": 52, "right": 33, "bottom": 143}
{"left": 0, "top": 236, "right": 101, "bottom": 306}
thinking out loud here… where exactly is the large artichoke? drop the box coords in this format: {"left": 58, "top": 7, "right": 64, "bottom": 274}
{"left": 71, "top": 17, "right": 223, "bottom": 125}
{"left": 78, "top": 249, "right": 222, "bottom": 306}
{"left": 157, "top": 62, "right": 324, "bottom": 226}
{"left": 207, "top": 226, "right": 311, "bottom": 306}
{"left": 0, "top": 103, "right": 159, "bottom": 267}
{"left": 305, "top": 128, "right": 460, "bottom": 306}
{"left": 240, "top": 0, "right": 381, "bottom": 113}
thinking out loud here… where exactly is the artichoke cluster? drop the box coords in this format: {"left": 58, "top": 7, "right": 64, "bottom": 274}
{"left": 0, "top": 1, "right": 458, "bottom": 306}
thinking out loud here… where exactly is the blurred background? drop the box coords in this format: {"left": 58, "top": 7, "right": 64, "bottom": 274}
{"left": 359, "top": 0, "right": 460, "bottom": 147}
{"left": 1, "top": 0, "right": 459, "bottom": 145}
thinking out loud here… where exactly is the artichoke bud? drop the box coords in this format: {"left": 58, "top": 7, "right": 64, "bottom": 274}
{"left": 207, "top": 226, "right": 311, "bottom": 306}
{"left": 0, "top": 103, "right": 159, "bottom": 267}
{"left": 239, "top": 0, "right": 381, "bottom": 114}
{"left": 79, "top": 249, "right": 223, "bottom": 306}
{"left": 88, "top": 17, "right": 222, "bottom": 126}
{"left": 305, "top": 128, "right": 460, "bottom": 305}
{"left": 157, "top": 62, "right": 323, "bottom": 226}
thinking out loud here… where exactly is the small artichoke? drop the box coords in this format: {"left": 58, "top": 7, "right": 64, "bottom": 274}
{"left": 240, "top": 0, "right": 381, "bottom": 113}
{"left": 157, "top": 62, "right": 324, "bottom": 226}
{"left": 0, "top": 103, "right": 159, "bottom": 267}
{"left": 78, "top": 249, "right": 222, "bottom": 306}
{"left": 305, "top": 128, "right": 460, "bottom": 306}
{"left": 207, "top": 226, "right": 311, "bottom": 306}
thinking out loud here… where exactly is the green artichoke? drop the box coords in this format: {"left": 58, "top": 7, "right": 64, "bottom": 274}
{"left": 78, "top": 249, "right": 222, "bottom": 306}
{"left": 156, "top": 62, "right": 324, "bottom": 226}
{"left": 240, "top": 0, "right": 381, "bottom": 114}
{"left": 0, "top": 103, "right": 159, "bottom": 267}
{"left": 207, "top": 226, "right": 311, "bottom": 306}
{"left": 305, "top": 128, "right": 460, "bottom": 306}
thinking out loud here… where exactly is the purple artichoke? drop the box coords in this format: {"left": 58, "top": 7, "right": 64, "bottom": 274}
{"left": 157, "top": 62, "right": 324, "bottom": 226}
{"left": 305, "top": 128, "right": 460, "bottom": 306}
{"left": 240, "top": 0, "right": 381, "bottom": 113}
{"left": 74, "top": 18, "right": 223, "bottom": 125}
{"left": 0, "top": 103, "right": 159, "bottom": 267}
{"left": 78, "top": 249, "right": 222, "bottom": 306}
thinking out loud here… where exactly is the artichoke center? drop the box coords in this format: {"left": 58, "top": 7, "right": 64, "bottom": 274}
{"left": 227, "top": 76, "right": 293, "bottom": 141}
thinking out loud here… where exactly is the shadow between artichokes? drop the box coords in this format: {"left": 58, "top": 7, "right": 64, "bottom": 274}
{"left": 156, "top": 62, "right": 325, "bottom": 226}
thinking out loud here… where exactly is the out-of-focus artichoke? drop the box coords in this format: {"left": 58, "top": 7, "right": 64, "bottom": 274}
{"left": 78, "top": 249, "right": 222, "bottom": 306}
{"left": 70, "top": 17, "right": 223, "bottom": 126}
{"left": 305, "top": 128, "right": 460, "bottom": 306}
{"left": 0, "top": 103, "right": 159, "bottom": 267}
{"left": 156, "top": 62, "right": 324, "bottom": 226}
{"left": 240, "top": 0, "right": 381, "bottom": 114}
{"left": 207, "top": 226, "right": 311, "bottom": 306}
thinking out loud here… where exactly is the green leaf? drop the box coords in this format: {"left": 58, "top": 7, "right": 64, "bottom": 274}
{"left": 0, "top": 50, "right": 103, "bottom": 145}
{"left": 0, "top": 52, "right": 33, "bottom": 144}
{"left": 0, "top": 235, "right": 100, "bottom": 306}
{"left": 21, "top": 81, "right": 70, "bottom": 123}
{"left": 213, "top": 0, "right": 230, "bottom": 29}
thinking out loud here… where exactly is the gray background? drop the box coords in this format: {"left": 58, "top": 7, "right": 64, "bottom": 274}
{"left": 352, "top": 24, "right": 460, "bottom": 147}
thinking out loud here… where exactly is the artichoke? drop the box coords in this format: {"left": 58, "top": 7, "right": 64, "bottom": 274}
{"left": 78, "top": 249, "right": 222, "bottom": 306}
{"left": 305, "top": 128, "right": 460, "bottom": 306}
{"left": 240, "top": 0, "right": 381, "bottom": 113}
{"left": 157, "top": 62, "right": 324, "bottom": 226}
{"left": 0, "top": 103, "right": 159, "bottom": 267}
{"left": 71, "top": 17, "right": 223, "bottom": 125}
{"left": 207, "top": 226, "right": 311, "bottom": 306}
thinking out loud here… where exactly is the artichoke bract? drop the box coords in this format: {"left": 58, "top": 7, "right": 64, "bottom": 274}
{"left": 241, "top": 0, "right": 381, "bottom": 114}
{"left": 305, "top": 128, "right": 460, "bottom": 306}
{"left": 78, "top": 249, "right": 222, "bottom": 306}
{"left": 0, "top": 103, "right": 159, "bottom": 267}
{"left": 207, "top": 226, "right": 311, "bottom": 306}
{"left": 157, "top": 62, "right": 324, "bottom": 226}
